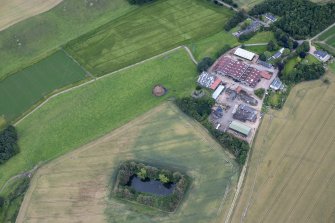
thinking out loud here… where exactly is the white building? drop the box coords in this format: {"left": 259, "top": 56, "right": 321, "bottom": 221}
{"left": 212, "top": 85, "right": 225, "bottom": 100}
{"left": 234, "top": 48, "right": 256, "bottom": 61}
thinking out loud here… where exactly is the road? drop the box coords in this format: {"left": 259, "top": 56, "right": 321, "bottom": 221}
{"left": 310, "top": 22, "right": 335, "bottom": 41}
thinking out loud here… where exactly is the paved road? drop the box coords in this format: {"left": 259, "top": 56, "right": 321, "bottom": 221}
{"left": 244, "top": 43, "right": 268, "bottom": 46}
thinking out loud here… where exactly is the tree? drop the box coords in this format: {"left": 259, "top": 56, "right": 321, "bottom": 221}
{"left": 224, "top": 10, "right": 247, "bottom": 31}
{"left": 127, "top": 0, "right": 155, "bottom": 5}
{"left": 159, "top": 174, "right": 169, "bottom": 183}
{"left": 259, "top": 53, "right": 267, "bottom": 61}
{"left": 0, "top": 196, "right": 4, "bottom": 208}
{"left": 0, "top": 125, "right": 19, "bottom": 165}
{"left": 254, "top": 88, "right": 265, "bottom": 99}
{"left": 215, "top": 44, "right": 231, "bottom": 58}
{"left": 137, "top": 168, "right": 147, "bottom": 180}
{"left": 299, "top": 51, "right": 306, "bottom": 58}
{"left": 267, "top": 40, "right": 276, "bottom": 51}
{"left": 197, "top": 57, "right": 214, "bottom": 73}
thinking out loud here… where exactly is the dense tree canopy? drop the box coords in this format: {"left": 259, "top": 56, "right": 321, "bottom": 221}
{"left": 283, "top": 63, "right": 325, "bottom": 84}
{"left": 197, "top": 57, "right": 214, "bottom": 73}
{"left": 127, "top": 0, "right": 155, "bottom": 5}
{"left": 0, "top": 126, "right": 19, "bottom": 164}
{"left": 250, "top": 0, "right": 335, "bottom": 39}
{"left": 224, "top": 11, "right": 247, "bottom": 31}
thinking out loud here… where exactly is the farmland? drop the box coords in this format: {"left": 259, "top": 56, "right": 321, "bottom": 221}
{"left": 0, "top": 50, "right": 87, "bottom": 122}
{"left": 16, "top": 102, "right": 239, "bottom": 223}
{"left": 65, "top": 0, "right": 234, "bottom": 75}
{"left": 0, "top": 0, "right": 134, "bottom": 80}
{"left": 315, "top": 24, "right": 335, "bottom": 54}
{"left": 0, "top": 0, "right": 62, "bottom": 31}
{"left": 0, "top": 49, "right": 197, "bottom": 196}
{"left": 230, "top": 73, "right": 335, "bottom": 223}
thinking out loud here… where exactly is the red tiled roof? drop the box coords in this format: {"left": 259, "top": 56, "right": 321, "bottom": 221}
{"left": 210, "top": 78, "right": 222, "bottom": 90}
{"left": 260, "top": 71, "right": 272, "bottom": 80}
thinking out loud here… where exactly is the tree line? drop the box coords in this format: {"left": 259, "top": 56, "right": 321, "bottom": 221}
{"left": 127, "top": 0, "right": 155, "bottom": 5}
{"left": 175, "top": 97, "right": 250, "bottom": 165}
{"left": 0, "top": 126, "right": 19, "bottom": 164}
{"left": 282, "top": 63, "right": 325, "bottom": 84}
{"left": 250, "top": 0, "right": 335, "bottom": 39}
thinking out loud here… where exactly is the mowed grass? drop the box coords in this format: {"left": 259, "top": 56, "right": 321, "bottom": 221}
{"left": 0, "top": 49, "right": 197, "bottom": 193}
{"left": 0, "top": 50, "right": 87, "bottom": 122}
{"left": 65, "top": 0, "right": 234, "bottom": 75}
{"left": 16, "top": 102, "right": 239, "bottom": 223}
{"left": 231, "top": 74, "right": 335, "bottom": 223}
{"left": 243, "top": 31, "right": 275, "bottom": 44}
{"left": 0, "top": 0, "right": 134, "bottom": 80}
{"left": 233, "top": 0, "right": 264, "bottom": 10}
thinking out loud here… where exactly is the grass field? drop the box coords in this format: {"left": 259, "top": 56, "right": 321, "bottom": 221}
{"left": 233, "top": 0, "right": 264, "bottom": 10}
{"left": 0, "top": 0, "right": 134, "bottom": 80}
{"left": 0, "top": 49, "right": 197, "bottom": 197}
{"left": 316, "top": 25, "right": 335, "bottom": 54}
{"left": 16, "top": 102, "right": 239, "bottom": 223}
{"left": 231, "top": 73, "right": 335, "bottom": 223}
{"left": 243, "top": 31, "right": 275, "bottom": 44}
{"left": 244, "top": 45, "right": 268, "bottom": 54}
{"left": 0, "top": 0, "right": 62, "bottom": 31}
{"left": 0, "top": 50, "right": 87, "bottom": 122}
{"left": 65, "top": 0, "right": 234, "bottom": 75}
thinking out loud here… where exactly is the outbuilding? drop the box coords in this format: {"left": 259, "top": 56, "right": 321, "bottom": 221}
{"left": 234, "top": 48, "right": 256, "bottom": 61}
{"left": 229, "top": 121, "right": 252, "bottom": 136}
{"left": 212, "top": 85, "right": 225, "bottom": 100}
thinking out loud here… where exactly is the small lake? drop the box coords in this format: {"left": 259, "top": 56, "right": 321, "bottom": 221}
{"left": 127, "top": 175, "right": 176, "bottom": 196}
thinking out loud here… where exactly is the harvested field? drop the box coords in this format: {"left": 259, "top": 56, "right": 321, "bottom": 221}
{"left": 65, "top": 0, "right": 233, "bottom": 75}
{"left": 0, "top": 0, "right": 62, "bottom": 31}
{"left": 230, "top": 73, "right": 335, "bottom": 223}
{"left": 0, "top": 50, "right": 87, "bottom": 122}
{"left": 17, "top": 102, "right": 239, "bottom": 223}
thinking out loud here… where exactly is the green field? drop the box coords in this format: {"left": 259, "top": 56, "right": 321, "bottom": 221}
{"left": 16, "top": 102, "right": 239, "bottom": 223}
{"left": 316, "top": 25, "right": 335, "bottom": 54}
{"left": 65, "top": 0, "right": 234, "bottom": 75}
{"left": 302, "top": 54, "right": 320, "bottom": 65}
{"left": 283, "top": 56, "right": 301, "bottom": 76}
{"left": 0, "top": 50, "right": 87, "bottom": 122}
{"left": 0, "top": 49, "right": 197, "bottom": 193}
{"left": 244, "top": 31, "right": 275, "bottom": 44}
{"left": 0, "top": 0, "right": 135, "bottom": 80}
{"left": 244, "top": 45, "right": 268, "bottom": 54}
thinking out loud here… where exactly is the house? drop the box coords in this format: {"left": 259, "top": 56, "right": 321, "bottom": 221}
{"left": 234, "top": 48, "right": 256, "bottom": 61}
{"left": 313, "top": 50, "right": 331, "bottom": 62}
{"left": 233, "top": 20, "right": 262, "bottom": 37}
{"left": 270, "top": 77, "right": 284, "bottom": 90}
{"left": 229, "top": 120, "right": 252, "bottom": 136}
{"left": 264, "top": 13, "right": 277, "bottom": 23}
{"left": 271, "top": 48, "right": 285, "bottom": 60}
{"left": 258, "top": 60, "right": 273, "bottom": 69}
{"left": 212, "top": 85, "right": 225, "bottom": 100}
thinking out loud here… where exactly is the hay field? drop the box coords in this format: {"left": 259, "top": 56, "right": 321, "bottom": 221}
{"left": 230, "top": 73, "right": 335, "bottom": 223}
{"left": 0, "top": 0, "right": 62, "bottom": 31}
{"left": 0, "top": 50, "right": 87, "bottom": 122}
{"left": 17, "top": 102, "right": 239, "bottom": 223}
{"left": 65, "top": 0, "right": 233, "bottom": 75}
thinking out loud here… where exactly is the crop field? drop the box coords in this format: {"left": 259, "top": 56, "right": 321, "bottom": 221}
{"left": 65, "top": 0, "right": 233, "bottom": 76}
{"left": 16, "top": 102, "right": 239, "bottom": 223}
{"left": 0, "top": 50, "right": 87, "bottom": 122}
{"left": 0, "top": 49, "right": 197, "bottom": 197}
{"left": 315, "top": 25, "right": 335, "bottom": 54}
{"left": 0, "top": 0, "right": 62, "bottom": 31}
{"left": 0, "top": 0, "right": 134, "bottom": 80}
{"left": 230, "top": 73, "right": 335, "bottom": 223}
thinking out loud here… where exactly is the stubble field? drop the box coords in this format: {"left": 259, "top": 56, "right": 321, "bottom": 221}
{"left": 230, "top": 73, "right": 335, "bottom": 223}
{"left": 17, "top": 103, "right": 239, "bottom": 223}
{"left": 0, "top": 0, "right": 62, "bottom": 31}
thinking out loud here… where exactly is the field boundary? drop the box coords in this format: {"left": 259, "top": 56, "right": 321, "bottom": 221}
{"left": 14, "top": 45, "right": 197, "bottom": 126}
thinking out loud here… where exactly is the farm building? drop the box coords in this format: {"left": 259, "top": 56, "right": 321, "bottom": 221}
{"left": 313, "top": 50, "right": 330, "bottom": 62}
{"left": 258, "top": 60, "right": 273, "bottom": 69}
{"left": 229, "top": 120, "right": 252, "bottom": 136}
{"left": 211, "top": 57, "right": 261, "bottom": 88}
{"left": 212, "top": 85, "right": 225, "bottom": 100}
{"left": 197, "top": 72, "right": 221, "bottom": 90}
{"left": 270, "top": 77, "right": 284, "bottom": 90}
{"left": 260, "top": 71, "right": 272, "bottom": 80}
{"left": 234, "top": 20, "right": 262, "bottom": 37}
{"left": 233, "top": 104, "right": 258, "bottom": 122}
{"left": 234, "top": 48, "right": 256, "bottom": 61}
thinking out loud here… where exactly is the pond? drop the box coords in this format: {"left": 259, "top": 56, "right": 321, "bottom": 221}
{"left": 127, "top": 175, "right": 176, "bottom": 196}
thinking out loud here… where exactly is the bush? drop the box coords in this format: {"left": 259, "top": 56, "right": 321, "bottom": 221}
{"left": 254, "top": 88, "right": 265, "bottom": 99}
{"left": 197, "top": 57, "right": 214, "bottom": 73}
{"left": 283, "top": 63, "right": 325, "bottom": 84}
{"left": 127, "top": 0, "right": 155, "bottom": 5}
{"left": 259, "top": 53, "right": 267, "bottom": 61}
{"left": 224, "top": 11, "right": 247, "bottom": 31}
{"left": 0, "top": 196, "right": 4, "bottom": 208}
{"left": 215, "top": 45, "right": 231, "bottom": 58}
{"left": 238, "top": 32, "right": 256, "bottom": 42}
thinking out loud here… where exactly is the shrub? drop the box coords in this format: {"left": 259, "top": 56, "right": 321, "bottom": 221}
{"left": 197, "top": 57, "right": 214, "bottom": 73}
{"left": 254, "top": 88, "right": 265, "bottom": 99}
{"left": 0, "top": 125, "right": 19, "bottom": 165}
